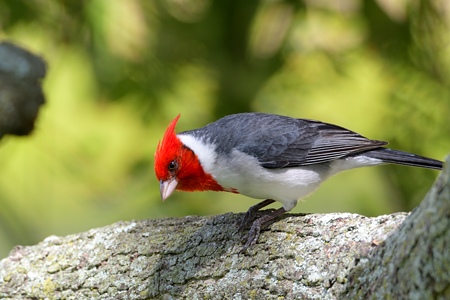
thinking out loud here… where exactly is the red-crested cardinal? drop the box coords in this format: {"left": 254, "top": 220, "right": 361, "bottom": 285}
{"left": 154, "top": 113, "right": 443, "bottom": 251}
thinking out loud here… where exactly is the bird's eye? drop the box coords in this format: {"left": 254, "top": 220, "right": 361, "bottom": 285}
{"left": 168, "top": 160, "right": 178, "bottom": 172}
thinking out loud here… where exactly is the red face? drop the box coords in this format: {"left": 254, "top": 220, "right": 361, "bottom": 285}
{"left": 154, "top": 115, "right": 181, "bottom": 181}
{"left": 154, "top": 115, "right": 224, "bottom": 201}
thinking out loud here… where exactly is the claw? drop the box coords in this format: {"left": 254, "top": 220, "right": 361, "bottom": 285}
{"left": 240, "top": 220, "right": 262, "bottom": 253}
{"left": 239, "top": 206, "right": 287, "bottom": 253}
{"left": 236, "top": 200, "right": 287, "bottom": 253}
{"left": 238, "top": 210, "right": 254, "bottom": 232}
{"left": 237, "top": 199, "right": 275, "bottom": 232}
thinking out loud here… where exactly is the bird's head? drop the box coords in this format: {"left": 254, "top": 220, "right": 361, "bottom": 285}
{"left": 154, "top": 115, "right": 224, "bottom": 201}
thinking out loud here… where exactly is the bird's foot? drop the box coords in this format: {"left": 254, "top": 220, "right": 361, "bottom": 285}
{"left": 237, "top": 199, "right": 275, "bottom": 231}
{"left": 238, "top": 210, "right": 255, "bottom": 232}
{"left": 239, "top": 207, "right": 287, "bottom": 253}
{"left": 240, "top": 218, "right": 262, "bottom": 253}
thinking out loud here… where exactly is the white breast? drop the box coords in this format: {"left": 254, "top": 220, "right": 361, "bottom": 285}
{"left": 213, "top": 149, "right": 331, "bottom": 211}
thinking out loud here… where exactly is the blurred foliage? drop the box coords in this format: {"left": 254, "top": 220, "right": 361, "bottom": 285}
{"left": 0, "top": 0, "right": 449, "bottom": 258}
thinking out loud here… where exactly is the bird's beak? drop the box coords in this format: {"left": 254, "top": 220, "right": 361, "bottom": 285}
{"left": 160, "top": 178, "right": 178, "bottom": 201}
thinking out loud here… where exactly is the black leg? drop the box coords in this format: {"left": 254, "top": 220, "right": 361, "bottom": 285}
{"left": 238, "top": 199, "right": 275, "bottom": 231}
{"left": 240, "top": 207, "right": 287, "bottom": 253}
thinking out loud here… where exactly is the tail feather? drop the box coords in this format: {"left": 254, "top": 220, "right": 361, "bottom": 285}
{"left": 361, "top": 148, "right": 443, "bottom": 170}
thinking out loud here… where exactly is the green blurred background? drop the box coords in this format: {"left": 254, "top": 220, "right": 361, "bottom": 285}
{"left": 0, "top": 0, "right": 449, "bottom": 259}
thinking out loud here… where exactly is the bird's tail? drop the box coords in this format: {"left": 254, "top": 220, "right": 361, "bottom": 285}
{"left": 362, "top": 148, "right": 443, "bottom": 170}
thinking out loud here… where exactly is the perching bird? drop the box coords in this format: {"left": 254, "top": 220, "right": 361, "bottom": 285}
{"left": 154, "top": 112, "right": 443, "bottom": 251}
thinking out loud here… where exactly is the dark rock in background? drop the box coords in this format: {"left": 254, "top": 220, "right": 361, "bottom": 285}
{"left": 0, "top": 41, "right": 46, "bottom": 138}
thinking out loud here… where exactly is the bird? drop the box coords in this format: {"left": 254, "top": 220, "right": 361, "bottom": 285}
{"left": 154, "top": 112, "right": 443, "bottom": 251}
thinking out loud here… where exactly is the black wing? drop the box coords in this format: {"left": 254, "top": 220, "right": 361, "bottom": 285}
{"left": 183, "top": 113, "right": 387, "bottom": 169}
{"left": 286, "top": 121, "right": 387, "bottom": 167}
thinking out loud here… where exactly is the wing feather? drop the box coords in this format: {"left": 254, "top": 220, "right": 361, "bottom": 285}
{"left": 182, "top": 113, "right": 387, "bottom": 169}
{"left": 251, "top": 118, "right": 387, "bottom": 168}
